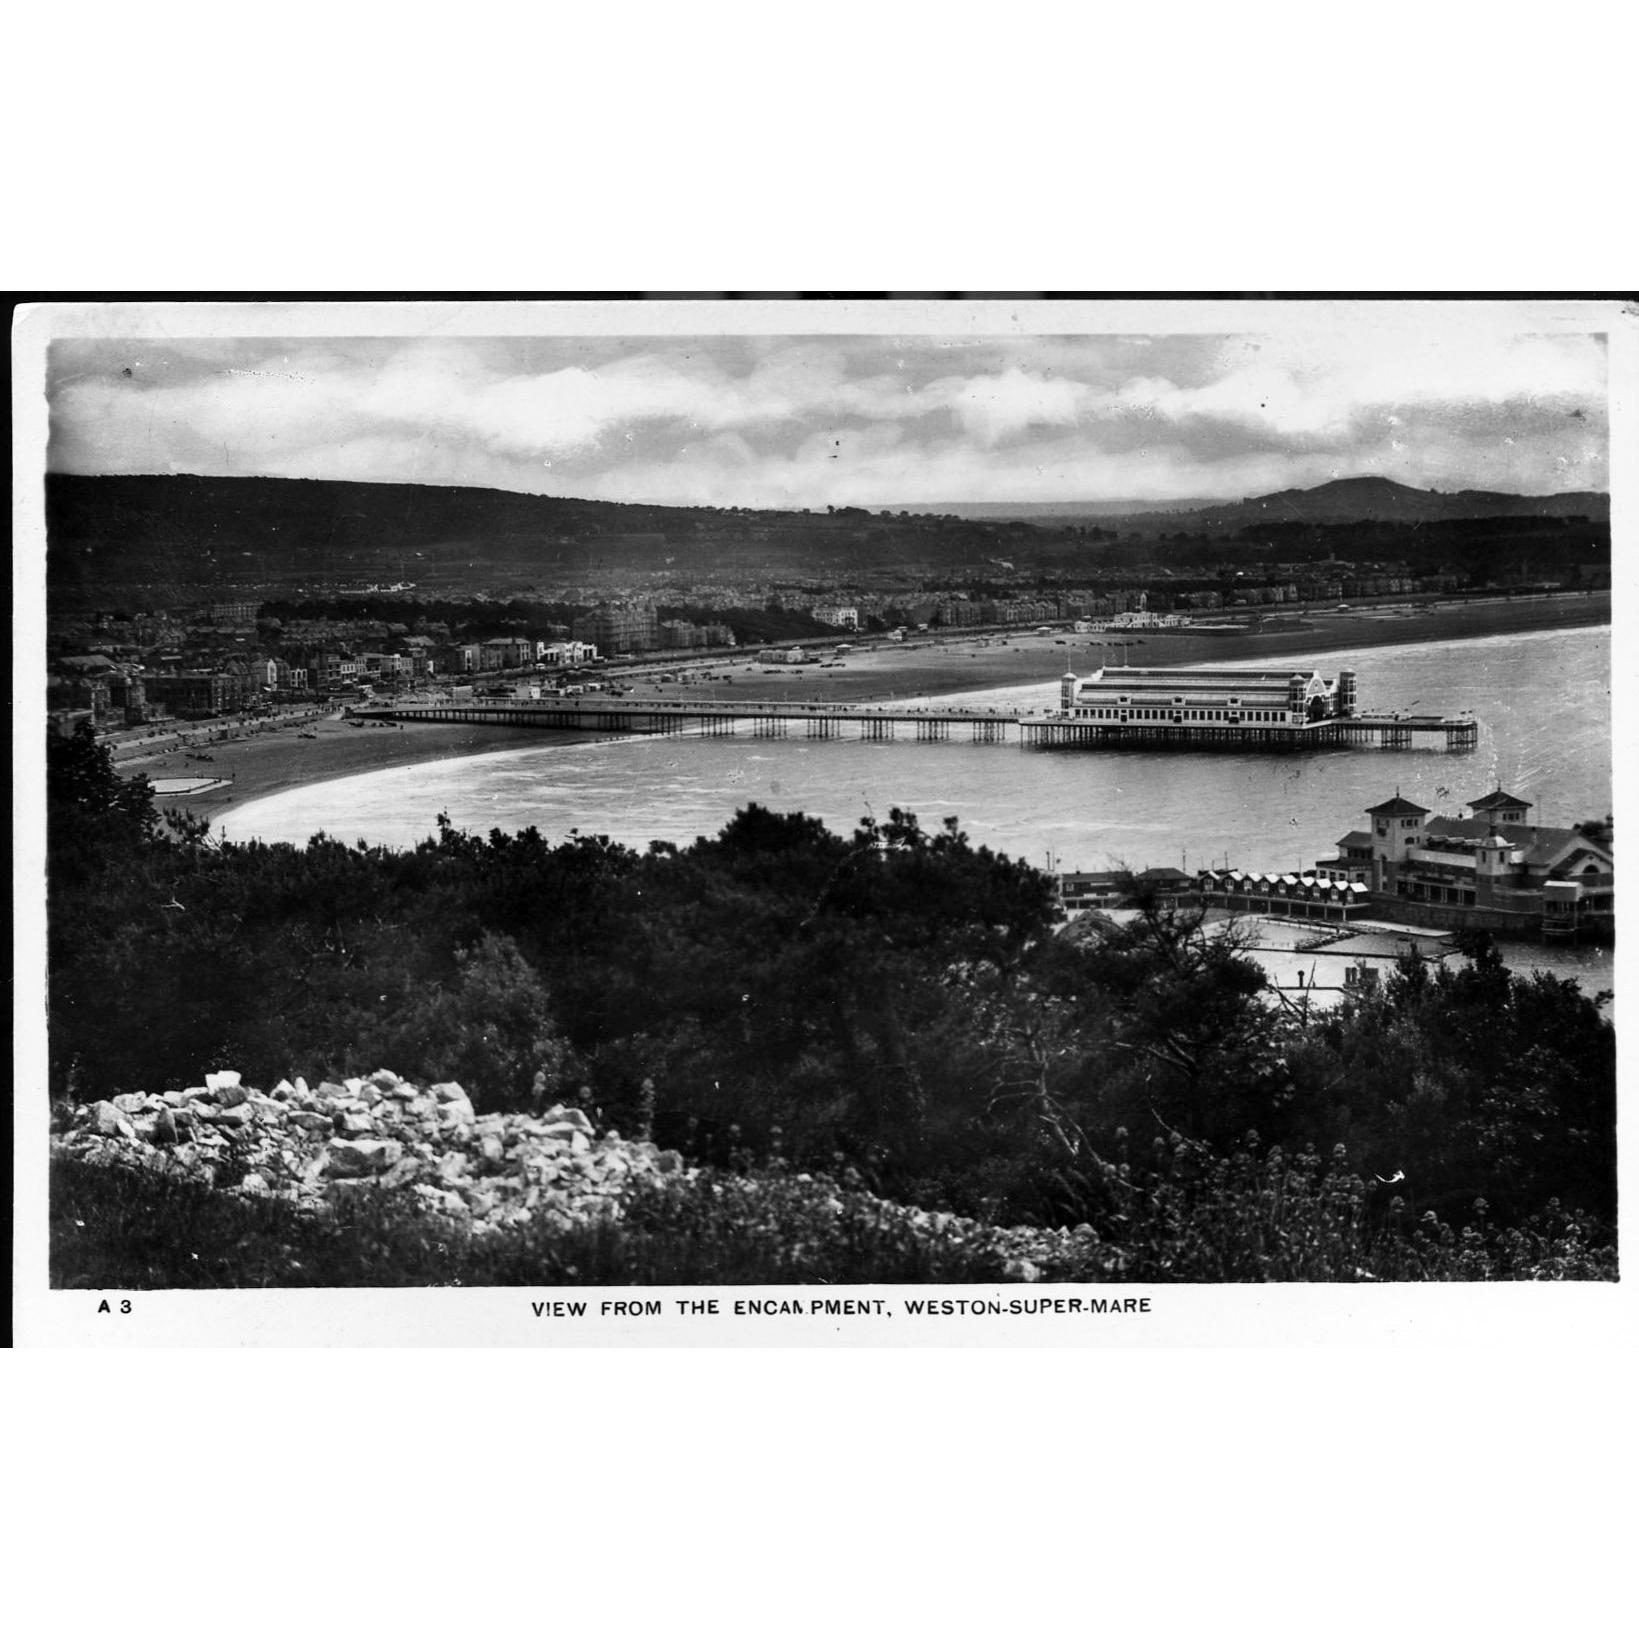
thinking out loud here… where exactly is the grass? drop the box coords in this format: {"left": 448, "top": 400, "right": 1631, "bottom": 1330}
{"left": 51, "top": 1150, "right": 1616, "bottom": 1289}
{"left": 49, "top": 1159, "right": 1021, "bottom": 1288}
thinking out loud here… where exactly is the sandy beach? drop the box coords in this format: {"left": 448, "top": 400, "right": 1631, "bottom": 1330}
{"left": 149, "top": 591, "right": 1608, "bottom": 829}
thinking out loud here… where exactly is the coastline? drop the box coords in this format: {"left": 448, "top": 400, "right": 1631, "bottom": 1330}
{"left": 156, "top": 591, "right": 1608, "bottom": 830}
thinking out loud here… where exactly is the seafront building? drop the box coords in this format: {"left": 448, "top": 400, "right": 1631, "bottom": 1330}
{"left": 1314, "top": 791, "right": 1614, "bottom": 940}
{"left": 571, "top": 601, "right": 660, "bottom": 655}
{"left": 1065, "top": 786, "right": 1613, "bottom": 944}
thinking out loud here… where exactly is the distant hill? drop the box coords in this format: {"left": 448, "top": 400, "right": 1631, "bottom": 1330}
{"left": 923, "top": 477, "right": 1608, "bottom": 529}
{"left": 1202, "top": 476, "right": 1608, "bottom": 528}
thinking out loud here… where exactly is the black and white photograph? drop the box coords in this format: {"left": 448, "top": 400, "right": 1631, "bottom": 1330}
{"left": 12, "top": 296, "right": 1628, "bottom": 1343}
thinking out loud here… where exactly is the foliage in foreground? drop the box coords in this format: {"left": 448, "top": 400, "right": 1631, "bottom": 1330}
{"left": 52, "top": 1145, "right": 1615, "bottom": 1289}
{"left": 46, "top": 722, "right": 1618, "bottom": 1279}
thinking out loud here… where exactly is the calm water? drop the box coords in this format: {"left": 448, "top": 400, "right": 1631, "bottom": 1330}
{"left": 223, "top": 627, "right": 1612, "bottom": 886}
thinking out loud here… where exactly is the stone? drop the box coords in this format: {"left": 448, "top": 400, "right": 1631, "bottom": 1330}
{"left": 368, "top": 1068, "right": 400, "bottom": 1089}
{"left": 316, "top": 1081, "right": 348, "bottom": 1100}
{"left": 271, "top": 1079, "right": 297, "bottom": 1098}
{"left": 437, "top": 1092, "right": 477, "bottom": 1125}
{"left": 380, "top": 1157, "right": 423, "bottom": 1189}
{"left": 292, "top": 1077, "right": 310, "bottom": 1101}
{"left": 206, "top": 1070, "right": 243, "bottom": 1093}
{"left": 324, "top": 1138, "right": 404, "bottom": 1178}
{"left": 343, "top": 1077, "right": 366, "bottom": 1098}
{"left": 428, "top": 1081, "right": 469, "bottom": 1105}
{"left": 240, "top": 1173, "right": 269, "bottom": 1194}
{"left": 286, "top": 1110, "right": 333, "bottom": 1133}
{"left": 336, "top": 1111, "right": 374, "bottom": 1138}
{"left": 161, "top": 1088, "right": 192, "bottom": 1107}
{"left": 204, "top": 1106, "right": 250, "bottom": 1129}
{"left": 437, "top": 1152, "right": 469, "bottom": 1182}
{"left": 150, "top": 1107, "right": 179, "bottom": 1145}
{"left": 568, "top": 1129, "right": 591, "bottom": 1155}
{"left": 91, "top": 1101, "right": 136, "bottom": 1139}
{"left": 479, "top": 1133, "right": 506, "bottom": 1167}
{"left": 112, "top": 1092, "right": 148, "bottom": 1114}
{"left": 656, "top": 1150, "right": 684, "bottom": 1174}
{"left": 540, "top": 1104, "right": 594, "bottom": 1134}
{"left": 213, "top": 1083, "right": 250, "bottom": 1110}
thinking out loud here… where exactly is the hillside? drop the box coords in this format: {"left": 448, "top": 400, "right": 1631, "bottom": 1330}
{"left": 43, "top": 473, "right": 1046, "bottom": 607}
{"left": 44, "top": 470, "right": 1611, "bottom": 611}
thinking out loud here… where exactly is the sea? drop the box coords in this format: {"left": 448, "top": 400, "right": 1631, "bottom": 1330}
{"left": 221, "top": 625, "right": 1614, "bottom": 996}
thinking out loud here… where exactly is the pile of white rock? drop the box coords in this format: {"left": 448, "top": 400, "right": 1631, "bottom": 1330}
{"left": 55, "top": 1069, "right": 689, "bottom": 1234}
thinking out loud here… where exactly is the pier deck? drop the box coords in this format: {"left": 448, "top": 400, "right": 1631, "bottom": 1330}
{"left": 1019, "top": 713, "right": 1480, "bottom": 751}
{"left": 353, "top": 697, "right": 1479, "bottom": 752}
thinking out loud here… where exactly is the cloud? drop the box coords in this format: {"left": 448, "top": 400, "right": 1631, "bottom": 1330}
{"left": 930, "top": 366, "right": 1091, "bottom": 446}
{"left": 46, "top": 327, "right": 1608, "bottom": 507}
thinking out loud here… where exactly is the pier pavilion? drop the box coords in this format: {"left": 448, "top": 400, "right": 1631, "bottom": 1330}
{"left": 1054, "top": 662, "right": 1358, "bottom": 728}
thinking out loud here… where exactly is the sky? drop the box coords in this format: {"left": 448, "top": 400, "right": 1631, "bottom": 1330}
{"left": 45, "top": 325, "right": 1610, "bottom": 509}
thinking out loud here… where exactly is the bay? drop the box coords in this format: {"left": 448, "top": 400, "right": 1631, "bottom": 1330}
{"left": 221, "top": 626, "right": 1612, "bottom": 885}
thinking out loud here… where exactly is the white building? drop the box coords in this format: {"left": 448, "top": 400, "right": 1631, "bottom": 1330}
{"left": 1057, "top": 664, "right": 1358, "bottom": 727}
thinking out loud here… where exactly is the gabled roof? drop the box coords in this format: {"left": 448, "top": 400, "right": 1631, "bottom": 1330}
{"left": 1366, "top": 795, "right": 1429, "bottom": 818}
{"left": 1468, "top": 789, "right": 1532, "bottom": 812}
{"left": 1422, "top": 815, "right": 1611, "bottom": 870}
{"left": 1532, "top": 835, "right": 1614, "bottom": 871}
{"left": 1335, "top": 830, "right": 1373, "bottom": 850}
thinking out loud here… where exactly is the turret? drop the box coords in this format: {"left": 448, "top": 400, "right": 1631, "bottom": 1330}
{"left": 1467, "top": 789, "right": 1531, "bottom": 827}
{"left": 1335, "top": 668, "right": 1357, "bottom": 719}
{"left": 1365, "top": 795, "right": 1429, "bottom": 892}
{"left": 1287, "top": 673, "right": 1308, "bottom": 720}
{"left": 1061, "top": 670, "right": 1078, "bottom": 712}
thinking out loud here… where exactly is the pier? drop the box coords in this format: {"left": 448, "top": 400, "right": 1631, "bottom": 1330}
{"left": 351, "top": 696, "right": 1479, "bottom": 752}
{"left": 1018, "top": 713, "right": 1480, "bottom": 752}
{"left": 352, "top": 697, "right": 1018, "bottom": 741}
